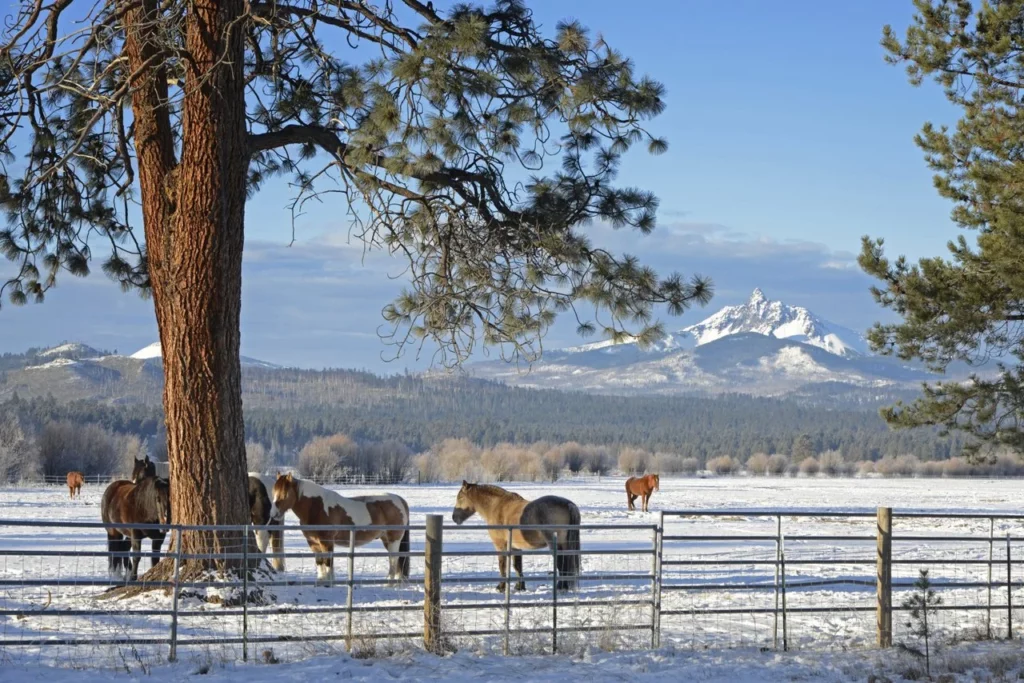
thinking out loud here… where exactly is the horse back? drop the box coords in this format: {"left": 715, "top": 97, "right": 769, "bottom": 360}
{"left": 100, "top": 480, "right": 134, "bottom": 524}
{"left": 517, "top": 496, "right": 579, "bottom": 548}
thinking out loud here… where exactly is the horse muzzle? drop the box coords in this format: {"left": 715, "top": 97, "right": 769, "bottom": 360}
{"left": 452, "top": 508, "right": 472, "bottom": 525}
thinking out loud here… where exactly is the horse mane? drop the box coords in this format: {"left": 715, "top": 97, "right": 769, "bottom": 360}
{"left": 469, "top": 483, "right": 526, "bottom": 503}
{"left": 135, "top": 476, "right": 169, "bottom": 510}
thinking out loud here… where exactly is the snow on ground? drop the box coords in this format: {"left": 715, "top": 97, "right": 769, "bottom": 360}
{"left": 2, "top": 476, "right": 1024, "bottom": 679}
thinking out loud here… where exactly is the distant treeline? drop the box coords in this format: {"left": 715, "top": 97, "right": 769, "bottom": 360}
{"left": 1, "top": 372, "right": 966, "bottom": 467}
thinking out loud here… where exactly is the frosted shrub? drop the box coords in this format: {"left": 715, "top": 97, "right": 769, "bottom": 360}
{"left": 706, "top": 455, "right": 738, "bottom": 475}
{"left": 766, "top": 454, "right": 789, "bottom": 475}
{"left": 746, "top": 453, "right": 770, "bottom": 476}
{"left": 799, "top": 457, "right": 820, "bottom": 476}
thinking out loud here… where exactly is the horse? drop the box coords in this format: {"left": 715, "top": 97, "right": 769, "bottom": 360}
{"left": 248, "top": 473, "right": 286, "bottom": 571}
{"left": 66, "top": 471, "right": 84, "bottom": 499}
{"left": 451, "top": 481, "right": 581, "bottom": 592}
{"left": 625, "top": 473, "right": 660, "bottom": 512}
{"left": 100, "top": 476, "right": 171, "bottom": 580}
{"left": 131, "top": 456, "right": 169, "bottom": 482}
{"left": 271, "top": 473, "right": 410, "bottom": 586}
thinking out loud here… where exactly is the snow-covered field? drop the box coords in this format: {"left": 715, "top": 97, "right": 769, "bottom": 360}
{"left": 2, "top": 476, "right": 1024, "bottom": 680}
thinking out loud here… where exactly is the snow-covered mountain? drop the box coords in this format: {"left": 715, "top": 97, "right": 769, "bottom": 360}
{"left": 128, "top": 342, "right": 280, "bottom": 369}
{"left": 469, "top": 289, "right": 955, "bottom": 396}
{"left": 567, "top": 288, "right": 869, "bottom": 358}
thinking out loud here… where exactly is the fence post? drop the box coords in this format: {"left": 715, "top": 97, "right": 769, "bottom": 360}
{"left": 424, "top": 514, "right": 443, "bottom": 653}
{"left": 780, "top": 532, "right": 788, "bottom": 652}
{"left": 551, "top": 540, "right": 558, "bottom": 655}
{"left": 1007, "top": 533, "right": 1013, "bottom": 640}
{"left": 988, "top": 517, "right": 994, "bottom": 640}
{"left": 346, "top": 530, "right": 356, "bottom": 650}
{"left": 651, "top": 512, "right": 664, "bottom": 649}
{"left": 773, "top": 515, "right": 781, "bottom": 650}
{"left": 876, "top": 507, "right": 892, "bottom": 648}
{"left": 168, "top": 526, "right": 182, "bottom": 662}
{"left": 504, "top": 532, "right": 512, "bottom": 656}
{"left": 242, "top": 524, "right": 249, "bottom": 662}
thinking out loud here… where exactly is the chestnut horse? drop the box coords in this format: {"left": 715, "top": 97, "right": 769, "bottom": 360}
{"left": 271, "top": 473, "right": 410, "bottom": 586}
{"left": 66, "top": 471, "right": 84, "bottom": 499}
{"left": 452, "top": 482, "right": 581, "bottom": 592}
{"left": 100, "top": 476, "right": 171, "bottom": 580}
{"left": 248, "top": 473, "right": 286, "bottom": 571}
{"left": 626, "top": 473, "right": 660, "bottom": 512}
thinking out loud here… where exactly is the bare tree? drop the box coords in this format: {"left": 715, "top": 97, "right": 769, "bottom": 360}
{"left": 0, "top": 413, "right": 36, "bottom": 483}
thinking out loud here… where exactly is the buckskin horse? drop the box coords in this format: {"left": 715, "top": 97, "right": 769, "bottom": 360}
{"left": 271, "top": 473, "right": 410, "bottom": 586}
{"left": 451, "top": 481, "right": 581, "bottom": 592}
{"left": 100, "top": 475, "right": 171, "bottom": 580}
{"left": 625, "top": 473, "right": 660, "bottom": 512}
{"left": 66, "top": 471, "right": 84, "bottom": 499}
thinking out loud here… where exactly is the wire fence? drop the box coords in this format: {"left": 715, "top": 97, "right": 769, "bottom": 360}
{"left": 3, "top": 509, "right": 1024, "bottom": 671}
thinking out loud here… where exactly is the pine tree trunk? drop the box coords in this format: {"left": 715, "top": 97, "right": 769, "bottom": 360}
{"left": 121, "top": 0, "right": 252, "bottom": 587}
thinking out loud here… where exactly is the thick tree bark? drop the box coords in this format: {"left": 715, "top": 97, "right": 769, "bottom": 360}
{"left": 122, "top": 0, "right": 252, "bottom": 583}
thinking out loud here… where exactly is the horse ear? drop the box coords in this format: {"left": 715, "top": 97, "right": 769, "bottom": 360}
{"left": 285, "top": 472, "right": 294, "bottom": 481}
{"left": 145, "top": 455, "right": 151, "bottom": 464}
{"left": 462, "top": 480, "right": 468, "bottom": 487}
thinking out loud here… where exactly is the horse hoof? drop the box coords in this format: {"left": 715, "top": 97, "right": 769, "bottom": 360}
{"left": 496, "top": 582, "right": 507, "bottom": 592}
{"left": 515, "top": 582, "right": 526, "bottom": 592}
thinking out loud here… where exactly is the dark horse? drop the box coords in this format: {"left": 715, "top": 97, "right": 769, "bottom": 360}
{"left": 452, "top": 481, "right": 581, "bottom": 592}
{"left": 248, "top": 473, "right": 286, "bottom": 571}
{"left": 100, "top": 476, "right": 171, "bottom": 580}
{"left": 131, "top": 456, "right": 169, "bottom": 483}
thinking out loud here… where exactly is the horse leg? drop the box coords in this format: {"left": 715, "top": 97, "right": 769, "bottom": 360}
{"left": 129, "top": 532, "right": 143, "bottom": 581}
{"left": 151, "top": 535, "right": 164, "bottom": 569}
{"left": 496, "top": 543, "right": 508, "bottom": 593}
{"left": 642, "top": 492, "right": 649, "bottom": 512}
{"left": 270, "top": 524, "right": 286, "bottom": 572}
{"left": 107, "top": 531, "right": 124, "bottom": 578}
{"left": 513, "top": 552, "right": 526, "bottom": 592}
{"left": 627, "top": 492, "right": 636, "bottom": 511}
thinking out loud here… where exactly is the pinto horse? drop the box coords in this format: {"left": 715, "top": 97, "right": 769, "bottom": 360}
{"left": 452, "top": 481, "right": 581, "bottom": 592}
{"left": 271, "top": 473, "right": 410, "bottom": 586}
{"left": 100, "top": 476, "right": 171, "bottom": 580}
{"left": 131, "top": 456, "right": 169, "bottom": 483}
{"left": 626, "top": 474, "right": 660, "bottom": 512}
{"left": 66, "top": 471, "right": 84, "bottom": 499}
{"left": 248, "top": 473, "right": 286, "bottom": 571}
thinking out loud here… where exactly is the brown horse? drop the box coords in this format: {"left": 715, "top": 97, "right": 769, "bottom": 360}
{"left": 100, "top": 476, "right": 171, "bottom": 580}
{"left": 626, "top": 473, "right": 660, "bottom": 512}
{"left": 66, "top": 471, "right": 84, "bottom": 499}
{"left": 452, "top": 482, "right": 581, "bottom": 592}
{"left": 271, "top": 473, "right": 410, "bottom": 586}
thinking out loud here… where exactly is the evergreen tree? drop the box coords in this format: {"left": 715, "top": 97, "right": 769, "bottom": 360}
{"left": 0, "top": 2, "right": 711, "bottom": 580}
{"left": 861, "top": 1, "right": 1024, "bottom": 456}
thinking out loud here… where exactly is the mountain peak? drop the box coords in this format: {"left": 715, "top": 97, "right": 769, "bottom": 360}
{"left": 749, "top": 288, "right": 767, "bottom": 304}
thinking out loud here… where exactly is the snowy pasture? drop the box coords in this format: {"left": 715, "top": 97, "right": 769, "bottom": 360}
{"left": 1, "top": 476, "right": 1024, "bottom": 676}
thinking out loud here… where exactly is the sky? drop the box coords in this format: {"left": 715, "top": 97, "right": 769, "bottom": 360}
{"left": 0, "top": 1, "right": 964, "bottom": 372}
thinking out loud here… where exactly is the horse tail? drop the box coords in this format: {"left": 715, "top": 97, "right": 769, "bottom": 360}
{"left": 399, "top": 526, "right": 411, "bottom": 579}
{"left": 559, "top": 502, "right": 582, "bottom": 590}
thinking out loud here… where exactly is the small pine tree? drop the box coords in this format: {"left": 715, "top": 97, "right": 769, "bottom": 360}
{"left": 899, "top": 569, "right": 942, "bottom": 678}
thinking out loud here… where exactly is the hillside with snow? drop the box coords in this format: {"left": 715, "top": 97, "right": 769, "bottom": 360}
{"left": 470, "top": 289, "right": 963, "bottom": 396}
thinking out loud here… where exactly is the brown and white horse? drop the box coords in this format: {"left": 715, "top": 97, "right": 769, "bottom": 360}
{"left": 66, "top": 471, "right": 84, "bottom": 499}
{"left": 625, "top": 473, "right": 660, "bottom": 512}
{"left": 271, "top": 473, "right": 410, "bottom": 586}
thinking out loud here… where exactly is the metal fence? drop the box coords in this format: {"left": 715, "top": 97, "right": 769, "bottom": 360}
{"left": 3, "top": 508, "right": 1024, "bottom": 669}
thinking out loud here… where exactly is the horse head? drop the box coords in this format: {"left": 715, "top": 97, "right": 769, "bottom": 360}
{"left": 272, "top": 472, "right": 299, "bottom": 515}
{"left": 452, "top": 480, "right": 477, "bottom": 525}
{"left": 131, "top": 456, "right": 156, "bottom": 483}
{"left": 651, "top": 474, "right": 660, "bottom": 491}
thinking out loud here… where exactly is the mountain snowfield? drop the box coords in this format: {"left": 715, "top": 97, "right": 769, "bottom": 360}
{"left": 470, "top": 289, "right": 948, "bottom": 396}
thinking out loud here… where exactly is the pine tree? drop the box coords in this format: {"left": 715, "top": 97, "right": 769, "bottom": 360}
{"left": 860, "top": 1, "right": 1024, "bottom": 457}
{"left": 0, "top": 2, "right": 711, "bottom": 581}
{"left": 899, "top": 569, "right": 942, "bottom": 678}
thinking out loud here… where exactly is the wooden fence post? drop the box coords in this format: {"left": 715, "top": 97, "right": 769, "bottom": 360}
{"left": 424, "top": 514, "right": 443, "bottom": 653}
{"left": 877, "top": 506, "right": 892, "bottom": 648}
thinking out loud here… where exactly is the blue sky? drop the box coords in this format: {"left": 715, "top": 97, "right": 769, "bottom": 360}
{"left": 1, "top": 1, "right": 964, "bottom": 371}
